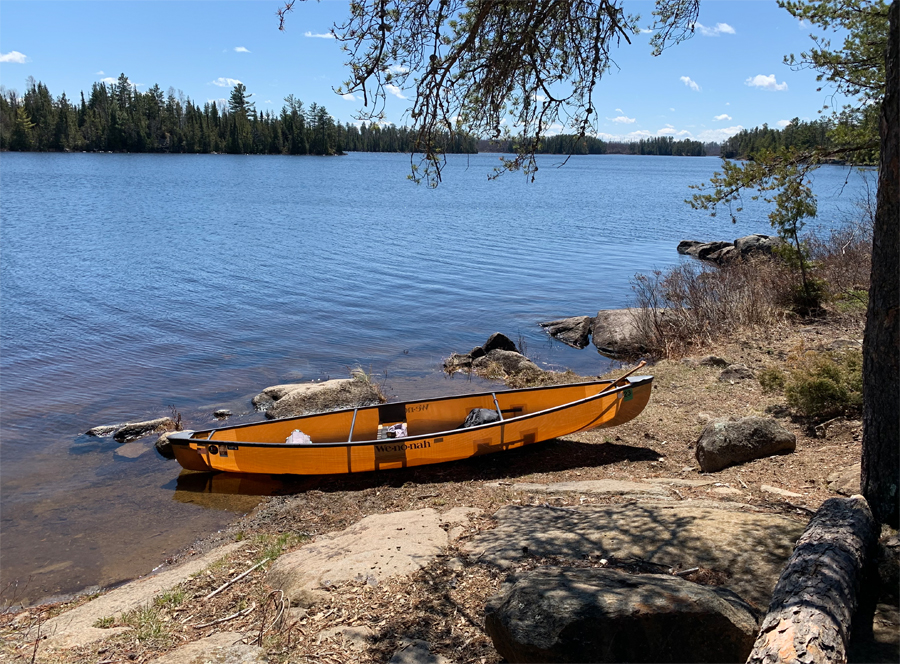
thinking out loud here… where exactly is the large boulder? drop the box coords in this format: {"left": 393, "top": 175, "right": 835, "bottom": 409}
{"left": 465, "top": 502, "right": 805, "bottom": 609}
{"left": 539, "top": 316, "right": 594, "bottom": 349}
{"left": 734, "top": 234, "right": 782, "bottom": 258}
{"left": 484, "top": 567, "right": 760, "bottom": 663}
{"left": 695, "top": 417, "right": 796, "bottom": 472}
{"left": 677, "top": 240, "right": 732, "bottom": 261}
{"left": 443, "top": 332, "right": 541, "bottom": 379}
{"left": 705, "top": 244, "right": 738, "bottom": 264}
{"left": 677, "top": 235, "right": 783, "bottom": 266}
{"left": 591, "top": 309, "right": 656, "bottom": 358}
{"left": 482, "top": 332, "right": 518, "bottom": 353}
{"left": 260, "top": 378, "right": 385, "bottom": 420}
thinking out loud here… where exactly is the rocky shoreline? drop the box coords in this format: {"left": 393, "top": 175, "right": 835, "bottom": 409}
{"left": 5, "top": 312, "right": 897, "bottom": 664}
{"left": 6, "top": 237, "right": 896, "bottom": 663}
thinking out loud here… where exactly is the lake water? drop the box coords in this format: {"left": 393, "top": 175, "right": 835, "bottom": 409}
{"left": 0, "top": 152, "right": 870, "bottom": 606}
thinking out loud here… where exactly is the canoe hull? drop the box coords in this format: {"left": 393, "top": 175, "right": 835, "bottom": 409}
{"left": 171, "top": 376, "right": 652, "bottom": 475}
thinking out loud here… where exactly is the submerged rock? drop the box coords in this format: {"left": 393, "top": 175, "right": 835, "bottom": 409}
{"left": 113, "top": 417, "right": 176, "bottom": 443}
{"left": 87, "top": 417, "right": 176, "bottom": 443}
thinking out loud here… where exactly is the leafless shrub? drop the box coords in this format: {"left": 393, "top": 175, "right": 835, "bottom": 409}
{"left": 631, "top": 257, "right": 794, "bottom": 357}
{"left": 806, "top": 219, "right": 872, "bottom": 301}
{"left": 168, "top": 405, "right": 183, "bottom": 431}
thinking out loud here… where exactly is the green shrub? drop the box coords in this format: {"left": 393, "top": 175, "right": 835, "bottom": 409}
{"left": 781, "top": 349, "right": 862, "bottom": 418}
{"left": 787, "top": 277, "right": 830, "bottom": 317}
{"left": 758, "top": 367, "right": 786, "bottom": 392}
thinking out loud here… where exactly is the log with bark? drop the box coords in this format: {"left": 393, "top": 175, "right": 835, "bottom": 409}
{"left": 746, "top": 495, "right": 878, "bottom": 664}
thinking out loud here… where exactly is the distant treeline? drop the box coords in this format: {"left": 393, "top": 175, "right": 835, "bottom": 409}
{"left": 0, "top": 75, "right": 477, "bottom": 155}
{"left": 0, "top": 76, "right": 856, "bottom": 161}
{"left": 478, "top": 134, "right": 717, "bottom": 157}
{"left": 721, "top": 118, "right": 833, "bottom": 159}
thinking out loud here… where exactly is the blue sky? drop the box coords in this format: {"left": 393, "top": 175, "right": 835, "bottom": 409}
{"left": 1, "top": 1, "right": 842, "bottom": 143}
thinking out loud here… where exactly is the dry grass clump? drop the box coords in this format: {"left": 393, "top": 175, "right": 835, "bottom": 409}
{"left": 629, "top": 218, "right": 872, "bottom": 358}
{"left": 631, "top": 257, "right": 794, "bottom": 357}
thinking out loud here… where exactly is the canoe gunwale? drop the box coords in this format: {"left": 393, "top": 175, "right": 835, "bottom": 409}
{"left": 168, "top": 376, "right": 652, "bottom": 451}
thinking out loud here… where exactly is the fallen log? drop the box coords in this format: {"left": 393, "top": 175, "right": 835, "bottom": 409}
{"left": 746, "top": 495, "right": 878, "bottom": 664}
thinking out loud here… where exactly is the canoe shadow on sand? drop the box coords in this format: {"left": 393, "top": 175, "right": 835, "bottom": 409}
{"left": 171, "top": 439, "right": 662, "bottom": 499}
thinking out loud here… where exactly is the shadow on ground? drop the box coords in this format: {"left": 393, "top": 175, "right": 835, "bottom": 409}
{"left": 171, "top": 439, "right": 662, "bottom": 500}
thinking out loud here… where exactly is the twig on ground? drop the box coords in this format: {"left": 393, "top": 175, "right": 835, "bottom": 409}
{"left": 205, "top": 558, "right": 270, "bottom": 600}
{"left": 193, "top": 603, "right": 257, "bottom": 629}
{"left": 673, "top": 567, "right": 700, "bottom": 577}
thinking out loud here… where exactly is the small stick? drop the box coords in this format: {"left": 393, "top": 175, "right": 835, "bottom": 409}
{"left": 193, "top": 604, "right": 257, "bottom": 629}
{"left": 673, "top": 567, "right": 700, "bottom": 577}
{"left": 205, "top": 558, "right": 270, "bottom": 601}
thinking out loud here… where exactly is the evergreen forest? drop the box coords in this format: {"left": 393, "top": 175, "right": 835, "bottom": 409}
{"left": 0, "top": 75, "right": 476, "bottom": 155}
{"left": 0, "top": 75, "right": 864, "bottom": 161}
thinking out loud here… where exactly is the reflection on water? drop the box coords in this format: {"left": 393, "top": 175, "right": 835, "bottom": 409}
{"left": 172, "top": 471, "right": 319, "bottom": 501}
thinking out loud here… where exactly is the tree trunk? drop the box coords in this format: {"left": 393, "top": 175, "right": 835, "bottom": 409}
{"left": 862, "top": 0, "right": 900, "bottom": 528}
{"left": 746, "top": 496, "right": 878, "bottom": 664}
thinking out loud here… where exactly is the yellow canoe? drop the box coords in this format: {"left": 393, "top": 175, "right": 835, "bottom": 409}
{"left": 169, "top": 376, "right": 653, "bottom": 475}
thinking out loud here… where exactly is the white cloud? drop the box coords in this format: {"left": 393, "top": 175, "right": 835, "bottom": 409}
{"left": 694, "top": 22, "right": 735, "bottom": 37}
{"left": 385, "top": 84, "right": 407, "bottom": 99}
{"left": 264, "top": 100, "right": 273, "bottom": 104}
{"left": 696, "top": 125, "right": 744, "bottom": 142}
{"left": 776, "top": 119, "right": 792, "bottom": 128}
{"left": 341, "top": 93, "right": 358, "bottom": 101}
{"left": 234, "top": 46, "right": 251, "bottom": 53}
{"left": 210, "top": 77, "right": 242, "bottom": 87}
{"left": 798, "top": 19, "right": 810, "bottom": 29}
{"left": 615, "top": 108, "right": 623, "bottom": 113}
{"left": 304, "top": 31, "right": 334, "bottom": 39}
{"left": 389, "top": 65, "right": 409, "bottom": 74}
{"left": 745, "top": 74, "right": 788, "bottom": 91}
{"left": 0, "top": 51, "right": 29, "bottom": 64}
{"left": 544, "top": 123, "right": 566, "bottom": 136}
{"left": 714, "top": 113, "right": 732, "bottom": 121}
{"left": 680, "top": 76, "right": 701, "bottom": 92}
{"left": 532, "top": 93, "right": 548, "bottom": 102}
{"left": 669, "top": 107, "right": 675, "bottom": 112}
{"left": 95, "top": 70, "right": 105, "bottom": 76}
{"left": 656, "top": 125, "right": 693, "bottom": 137}
{"left": 627, "top": 130, "right": 653, "bottom": 139}
{"left": 100, "top": 77, "right": 117, "bottom": 85}
{"left": 607, "top": 115, "right": 636, "bottom": 124}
